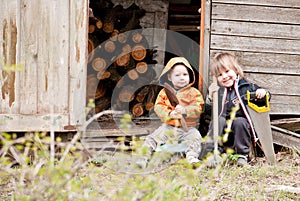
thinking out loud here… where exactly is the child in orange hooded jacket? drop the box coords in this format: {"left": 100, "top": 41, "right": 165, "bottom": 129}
{"left": 137, "top": 57, "right": 204, "bottom": 167}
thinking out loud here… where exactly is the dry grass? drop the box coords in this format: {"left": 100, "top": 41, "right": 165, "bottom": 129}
{"left": 0, "top": 131, "right": 299, "bottom": 201}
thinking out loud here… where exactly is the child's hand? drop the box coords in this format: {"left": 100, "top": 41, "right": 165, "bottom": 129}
{"left": 170, "top": 110, "right": 181, "bottom": 119}
{"left": 208, "top": 83, "right": 219, "bottom": 98}
{"left": 169, "top": 105, "right": 186, "bottom": 119}
{"left": 256, "top": 89, "right": 267, "bottom": 99}
{"left": 175, "top": 105, "right": 186, "bottom": 115}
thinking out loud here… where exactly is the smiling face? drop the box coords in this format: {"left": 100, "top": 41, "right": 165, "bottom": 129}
{"left": 168, "top": 64, "right": 190, "bottom": 89}
{"left": 217, "top": 68, "right": 237, "bottom": 88}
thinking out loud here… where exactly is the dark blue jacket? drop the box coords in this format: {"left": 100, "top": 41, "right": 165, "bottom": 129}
{"left": 207, "top": 77, "right": 271, "bottom": 143}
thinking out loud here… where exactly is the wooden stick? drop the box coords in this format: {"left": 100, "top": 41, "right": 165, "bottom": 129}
{"left": 212, "top": 76, "right": 219, "bottom": 160}
{"left": 164, "top": 83, "right": 188, "bottom": 132}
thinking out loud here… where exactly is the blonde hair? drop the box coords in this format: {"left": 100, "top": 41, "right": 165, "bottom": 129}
{"left": 210, "top": 52, "right": 244, "bottom": 78}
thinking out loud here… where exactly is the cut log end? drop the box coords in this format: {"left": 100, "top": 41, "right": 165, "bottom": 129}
{"left": 97, "top": 71, "right": 111, "bottom": 80}
{"left": 136, "top": 62, "right": 148, "bottom": 74}
{"left": 119, "top": 88, "right": 135, "bottom": 103}
{"left": 117, "top": 33, "right": 128, "bottom": 43}
{"left": 89, "top": 25, "right": 96, "bottom": 33}
{"left": 103, "top": 22, "right": 114, "bottom": 33}
{"left": 96, "top": 20, "right": 103, "bottom": 29}
{"left": 92, "top": 58, "right": 107, "bottom": 72}
{"left": 132, "top": 103, "right": 144, "bottom": 117}
{"left": 116, "top": 53, "right": 130, "bottom": 67}
{"left": 132, "top": 32, "right": 143, "bottom": 43}
{"left": 127, "top": 69, "right": 139, "bottom": 80}
{"left": 145, "top": 102, "right": 154, "bottom": 111}
{"left": 110, "top": 29, "right": 120, "bottom": 41}
{"left": 122, "top": 44, "right": 131, "bottom": 54}
{"left": 104, "top": 40, "right": 116, "bottom": 53}
{"left": 132, "top": 45, "right": 146, "bottom": 61}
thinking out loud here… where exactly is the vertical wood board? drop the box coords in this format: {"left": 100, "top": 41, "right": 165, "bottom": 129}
{"left": 0, "top": 0, "right": 19, "bottom": 114}
{"left": 37, "top": 1, "right": 69, "bottom": 114}
{"left": 0, "top": 0, "right": 88, "bottom": 131}
{"left": 200, "top": 0, "right": 212, "bottom": 97}
{"left": 68, "top": 0, "right": 89, "bottom": 127}
{"left": 19, "top": 0, "right": 39, "bottom": 114}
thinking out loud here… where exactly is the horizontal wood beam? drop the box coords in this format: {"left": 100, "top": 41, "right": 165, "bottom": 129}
{"left": 271, "top": 125, "right": 300, "bottom": 151}
{"left": 168, "top": 25, "right": 199, "bottom": 31}
{"left": 212, "top": 0, "right": 300, "bottom": 8}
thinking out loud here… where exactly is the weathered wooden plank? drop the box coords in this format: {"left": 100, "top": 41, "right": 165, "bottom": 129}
{"left": 68, "top": 0, "right": 89, "bottom": 127}
{"left": 210, "top": 35, "right": 300, "bottom": 55}
{"left": 84, "top": 128, "right": 150, "bottom": 137}
{"left": 245, "top": 73, "right": 300, "bottom": 96}
{"left": 210, "top": 50, "right": 300, "bottom": 75}
{"left": 201, "top": 0, "right": 212, "bottom": 97}
{"left": 269, "top": 95, "right": 300, "bottom": 115}
{"left": 19, "top": 0, "right": 39, "bottom": 114}
{"left": 0, "top": 114, "right": 69, "bottom": 132}
{"left": 212, "top": 3, "right": 300, "bottom": 25}
{"left": 0, "top": 0, "right": 19, "bottom": 114}
{"left": 169, "top": 25, "right": 199, "bottom": 31}
{"left": 212, "top": 0, "right": 300, "bottom": 8}
{"left": 211, "top": 20, "right": 300, "bottom": 40}
{"left": 271, "top": 118, "right": 300, "bottom": 132}
{"left": 37, "top": 1, "right": 69, "bottom": 114}
{"left": 271, "top": 126, "right": 300, "bottom": 151}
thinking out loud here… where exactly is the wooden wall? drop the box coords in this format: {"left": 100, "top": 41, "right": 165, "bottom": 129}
{"left": 206, "top": 0, "right": 300, "bottom": 115}
{"left": 0, "top": 0, "right": 88, "bottom": 131}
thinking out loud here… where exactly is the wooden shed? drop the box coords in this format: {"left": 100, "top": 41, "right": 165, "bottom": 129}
{"left": 0, "top": 1, "right": 89, "bottom": 131}
{"left": 0, "top": 0, "right": 169, "bottom": 132}
{"left": 201, "top": 0, "right": 300, "bottom": 115}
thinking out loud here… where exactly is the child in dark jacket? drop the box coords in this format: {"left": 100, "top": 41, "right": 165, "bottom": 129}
{"left": 204, "top": 52, "right": 270, "bottom": 166}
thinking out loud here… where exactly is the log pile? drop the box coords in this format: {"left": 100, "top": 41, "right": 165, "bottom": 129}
{"left": 87, "top": 0, "right": 162, "bottom": 117}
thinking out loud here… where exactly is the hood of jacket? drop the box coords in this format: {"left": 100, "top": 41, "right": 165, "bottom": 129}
{"left": 159, "top": 57, "right": 195, "bottom": 89}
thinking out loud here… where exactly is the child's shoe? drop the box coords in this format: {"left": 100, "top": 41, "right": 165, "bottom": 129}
{"left": 135, "top": 157, "right": 148, "bottom": 169}
{"left": 237, "top": 155, "right": 248, "bottom": 166}
{"left": 189, "top": 157, "right": 201, "bottom": 164}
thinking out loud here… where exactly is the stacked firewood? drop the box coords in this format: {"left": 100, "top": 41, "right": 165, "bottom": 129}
{"left": 87, "top": 0, "right": 162, "bottom": 117}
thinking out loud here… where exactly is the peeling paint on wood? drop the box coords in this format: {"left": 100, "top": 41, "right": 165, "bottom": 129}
{"left": 76, "top": 40, "right": 80, "bottom": 62}
{"left": 1, "top": 17, "right": 17, "bottom": 108}
{"left": 0, "top": 0, "right": 88, "bottom": 131}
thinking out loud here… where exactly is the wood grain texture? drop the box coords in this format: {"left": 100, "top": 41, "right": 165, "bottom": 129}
{"left": 210, "top": 50, "right": 300, "bottom": 75}
{"left": 0, "top": 0, "right": 88, "bottom": 131}
{"left": 212, "top": 0, "right": 300, "bottom": 8}
{"left": 268, "top": 95, "right": 300, "bottom": 115}
{"left": 245, "top": 73, "right": 300, "bottom": 95}
{"left": 210, "top": 35, "right": 300, "bottom": 55}
{"left": 212, "top": 3, "right": 300, "bottom": 24}
{"left": 211, "top": 20, "right": 300, "bottom": 40}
